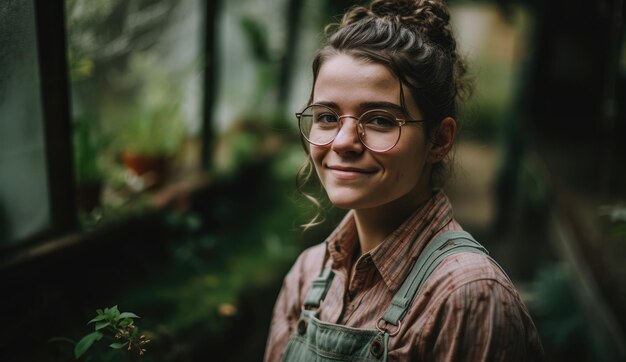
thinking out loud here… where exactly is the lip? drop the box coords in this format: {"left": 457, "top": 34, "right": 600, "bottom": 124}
{"left": 327, "top": 165, "right": 377, "bottom": 180}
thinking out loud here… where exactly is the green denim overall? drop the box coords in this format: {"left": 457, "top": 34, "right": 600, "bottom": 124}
{"left": 281, "top": 231, "right": 490, "bottom": 361}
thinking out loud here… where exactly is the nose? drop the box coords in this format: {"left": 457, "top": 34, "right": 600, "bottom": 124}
{"left": 331, "top": 116, "right": 364, "bottom": 155}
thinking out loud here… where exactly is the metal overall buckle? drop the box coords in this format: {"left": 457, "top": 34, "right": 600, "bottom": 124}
{"left": 376, "top": 318, "right": 402, "bottom": 337}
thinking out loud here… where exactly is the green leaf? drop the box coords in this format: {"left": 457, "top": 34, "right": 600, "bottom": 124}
{"left": 74, "top": 331, "right": 103, "bottom": 359}
{"left": 104, "top": 305, "right": 120, "bottom": 320}
{"left": 95, "top": 321, "right": 111, "bottom": 331}
{"left": 119, "top": 312, "right": 140, "bottom": 319}
{"left": 109, "top": 342, "right": 128, "bottom": 349}
{"left": 88, "top": 309, "right": 107, "bottom": 323}
{"left": 87, "top": 314, "right": 107, "bottom": 324}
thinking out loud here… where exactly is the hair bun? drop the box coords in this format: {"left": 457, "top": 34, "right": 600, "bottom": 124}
{"left": 366, "top": 0, "right": 453, "bottom": 50}
{"left": 370, "top": 0, "right": 417, "bottom": 19}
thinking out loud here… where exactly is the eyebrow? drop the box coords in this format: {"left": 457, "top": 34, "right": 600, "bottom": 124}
{"left": 314, "top": 101, "right": 404, "bottom": 112}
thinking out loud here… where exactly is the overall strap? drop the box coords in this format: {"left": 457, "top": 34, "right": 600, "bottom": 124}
{"left": 303, "top": 242, "right": 336, "bottom": 309}
{"left": 380, "top": 230, "right": 488, "bottom": 326}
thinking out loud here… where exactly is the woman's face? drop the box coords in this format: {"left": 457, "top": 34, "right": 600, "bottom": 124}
{"left": 310, "top": 54, "right": 434, "bottom": 212}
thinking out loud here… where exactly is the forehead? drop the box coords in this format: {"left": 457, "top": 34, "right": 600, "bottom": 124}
{"left": 313, "top": 54, "right": 401, "bottom": 107}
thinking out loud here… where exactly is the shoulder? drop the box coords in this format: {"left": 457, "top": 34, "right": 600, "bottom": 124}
{"left": 426, "top": 250, "right": 518, "bottom": 299}
{"left": 287, "top": 242, "right": 327, "bottom": 279}
{"left": 281, "top": 242, "right": 328, "bottom": 298}
{"left": 425, "top": 252, "right": 528, "bottom": 322}
{"left": 415, "top": 247, "right": 532, "bottom": 331}
{"left": 413, "top": 252, "right": 544, "bottom": 361}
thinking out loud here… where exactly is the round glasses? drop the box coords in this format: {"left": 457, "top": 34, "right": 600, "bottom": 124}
{"left": 296, "top": 104, "right": 429, "bottom": 152}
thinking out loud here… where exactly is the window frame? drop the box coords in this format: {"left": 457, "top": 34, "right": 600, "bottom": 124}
{"left": 34, "top": 0, "right": 77, "bottom": 241}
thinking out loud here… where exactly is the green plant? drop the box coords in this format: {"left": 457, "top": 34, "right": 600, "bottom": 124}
{"left": 119, "top": 101, "right": 185, "bottom": 156}
{"left": 108, "top": 53, "right": 187, "bottom": 157}
{"left": 74, "top": 305, "right": 150, "bottom": 360}
{"left": 73, "top": 118, "right": 105, "bottom": 184}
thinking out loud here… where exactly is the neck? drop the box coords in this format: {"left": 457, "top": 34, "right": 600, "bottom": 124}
{"left": 353, "top": 188, "right": 433, "bottom": 256}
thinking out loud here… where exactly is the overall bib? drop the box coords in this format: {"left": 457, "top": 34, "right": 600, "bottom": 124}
{"left": 281, "top": 231, "right": 492, "bottom": 361}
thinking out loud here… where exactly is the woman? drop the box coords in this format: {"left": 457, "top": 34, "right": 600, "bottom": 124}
{"left": 265, "top": 0, "right": 544, "bottom": 361}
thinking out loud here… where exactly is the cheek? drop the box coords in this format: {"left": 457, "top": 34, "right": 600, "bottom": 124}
{"left": 395, "top": 168, "right": 403, "bottom": 182}
{"left": 394, "top": 161, "right": 411, "bottom": 184}
{"left": 385, "top": 146, "right": 426, "bottom": 182}
{"left": 309, "top": 146, "right": 321, "bottom": 163}
{"left": 309, "top": 146, "right": 326, "bottom": 173}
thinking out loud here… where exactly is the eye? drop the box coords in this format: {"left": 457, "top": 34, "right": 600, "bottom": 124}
{"left": 362, "top": 112, "right": 397, "bottom": 129}
{"left": 314, "top": 112, "right": 338, "bottom": 124}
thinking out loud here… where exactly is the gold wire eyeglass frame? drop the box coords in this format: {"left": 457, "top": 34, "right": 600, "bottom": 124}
{"left": 296, "top": 103, "right": 429, "bottom": 153}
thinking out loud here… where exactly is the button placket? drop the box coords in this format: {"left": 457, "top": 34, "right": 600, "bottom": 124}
{"left": 342, "top": 293, "right": 362, "bottom": 322}
{"left": 348, "top": 256, "right": 371, "bottom": 296}
{"left": 343, "top": 303, "right": 355, "bottom": 321}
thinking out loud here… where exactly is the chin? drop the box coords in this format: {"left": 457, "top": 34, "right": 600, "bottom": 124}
{"left": 327, "top": 193, "right": 376, "bottom": 210}
{"left": 327, "top": 194, "right": 360, "bottom": 210}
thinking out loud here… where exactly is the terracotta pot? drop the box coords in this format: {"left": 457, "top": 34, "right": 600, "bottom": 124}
{"left": 121, "top": 152, "right": 168, "bottom": 187}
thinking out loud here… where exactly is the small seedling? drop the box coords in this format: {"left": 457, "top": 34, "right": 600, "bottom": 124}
{"left": 74, "top": 305, "right": 149, "bottom": 359}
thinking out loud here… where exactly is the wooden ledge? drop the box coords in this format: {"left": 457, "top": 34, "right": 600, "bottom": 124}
{"left": 0, "top": 171, "right": 214, "bottom": 271}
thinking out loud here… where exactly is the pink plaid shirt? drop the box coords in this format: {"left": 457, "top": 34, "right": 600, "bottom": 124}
{"left": 265, "top": 191, "right": 544, "bottom": 361}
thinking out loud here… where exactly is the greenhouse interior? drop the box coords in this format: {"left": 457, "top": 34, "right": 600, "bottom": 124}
{"left": 0, "top": 0, "right": 625, "bottom": 361}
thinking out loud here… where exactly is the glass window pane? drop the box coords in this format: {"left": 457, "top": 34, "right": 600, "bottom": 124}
{"left": 0, "top": 0, "right": 52, "bottom": 245}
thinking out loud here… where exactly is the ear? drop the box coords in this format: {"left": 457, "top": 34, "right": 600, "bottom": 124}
{"left": 427, "top": 117, "right": 456, "bottom": 164}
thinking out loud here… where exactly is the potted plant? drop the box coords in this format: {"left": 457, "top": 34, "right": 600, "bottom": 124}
{"left": 110, "top": 53, "right": 187, "bottom": 189}
{"left": 118, "top": 100, "right": 184, "bottom": 188}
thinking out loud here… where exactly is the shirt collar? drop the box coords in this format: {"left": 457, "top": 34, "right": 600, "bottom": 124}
{"left": 326, "top": 210, "right": 358, "bottom": 269}
{"left": 326, "top": 190, "right": 454, "bottom": 291}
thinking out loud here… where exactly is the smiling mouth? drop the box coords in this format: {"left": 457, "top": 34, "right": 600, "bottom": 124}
{"left": 327, "top": 166, "right": 377, "bottom": 180}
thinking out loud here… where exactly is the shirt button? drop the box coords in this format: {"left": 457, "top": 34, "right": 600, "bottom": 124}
{"left": 297, "top": 319, "right": 307, "bottom": 335}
